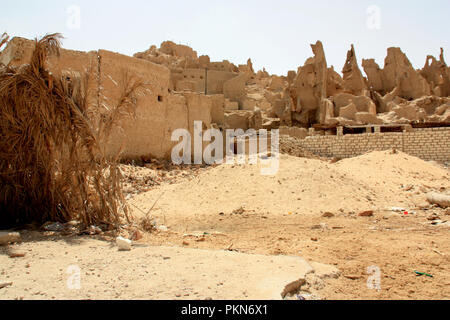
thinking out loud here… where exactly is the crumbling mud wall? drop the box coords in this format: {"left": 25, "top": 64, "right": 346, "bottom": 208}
{"left": 111, "top": 39, "right": 450, "bottom": 136}
{"left": 294, "top": 127, "right": 450, "bottom": 161}
{"left": 207, "top": 70, "right": 237, "bottom": 95}
{"left": 98, "top": 49, "right": 175, "bottom": 159}
{"left": 0, "top": 37, "right": 214, "bottom": 160}
{"left": 2, "top": 36, "right": 449, "bottom": 162}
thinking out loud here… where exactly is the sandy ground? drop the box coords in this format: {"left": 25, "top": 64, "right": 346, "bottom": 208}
{"left": 140, "top": 207, "right": 450, "bottom": 300}
{"left": 128, "top": 150, "right": 450, "bottom": 300}
{"left": 0, "top": 234, "right": 340, "bottom": 300}
{"left": 129, "top": 151, "right": 449, "bottom": 226}
{"left": 1, "top": 150, "right": 449, "bottom": 300}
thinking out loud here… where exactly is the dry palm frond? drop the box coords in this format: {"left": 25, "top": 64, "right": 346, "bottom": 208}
{"left": 0, "top": 32, "right": 8, "bottom": 50}
{"left": 0, "top": 33, "right": 141, "bottom": 228}
{"left": 29, "top": 33, "right": 62, "bottom": 76}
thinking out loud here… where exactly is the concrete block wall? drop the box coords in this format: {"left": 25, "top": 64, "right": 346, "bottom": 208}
{"left": 402, "top": 128, "right": 450, "bottom": 161}
{"left": 297, "top": 127, "right": 450, "bottom": 161}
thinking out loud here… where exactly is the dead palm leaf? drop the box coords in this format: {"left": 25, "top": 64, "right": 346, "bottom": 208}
{"left": 0, "top": 33, "right": 141, "bottom": 228}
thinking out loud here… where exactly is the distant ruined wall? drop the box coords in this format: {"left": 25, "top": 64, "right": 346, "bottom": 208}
{"left": 223, "top": 73, "right": 249, "bottom": 108}
{"left": 206, "top": 70, "right": 237, "bottom": 95}
{"left": 172, "top": 69, "right": 237, "bottom": 95}
{"left": 295, "top": 127, "right": 450, "bottom": 162}
{"left": 175, "top": 68, "right": 206, "bottom": 93}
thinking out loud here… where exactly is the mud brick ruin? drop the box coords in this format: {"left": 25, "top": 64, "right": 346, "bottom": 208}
{"left": 2, "top": 38, "right": 449, "bottom": 161}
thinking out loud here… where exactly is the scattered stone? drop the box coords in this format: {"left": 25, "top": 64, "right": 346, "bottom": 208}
{"left": 116, "top": 236, "right": 132, "bottom": 251}
{"left": 183, "top": 231, "right": 211, "bottom": 238}
{"left": 427, "top": 214, "right": 440, "bottom": 221}
{"left": 232, "top": 207, "right": 245, "bottom": 215}
{"left": 427, "top": 192, "right": 450, "bottom": 208}
{"left": 87, "top": 225, "right": 102, "bottom": 235}
{"left": 330, "top": 157, "right": 342, "bottom": 164}
{"left": 157, "top": 225, "right": 169, "bottom": 232}
{"left": 281, "top": 278, "right": 306, "bottom": 299}
{"left": 344, "top": 275, "right": 361, "bottom": 280}
{"left": 404, "top": 185, "right": 414, "bottom": 191}
{"left": 0, "top": 282, "right": 13, "bottom": 289}
{"left": 358, "top": 210, "right": 374, "bottom": 217}
{"left": 431, "top": 220, "right": 444, "bottom": 226}
{"left": 311, "top": 223, "right": 328, "bottom": 230}
{"left": 9, "top": 252, "right": 26, "bottom": 258}
{"left": 0, "top": 232, "right": 21, "bottom": 245}
{"left": 131, "top": 229, "right": 143, "bottom": 241}
{"left": 43, "top": 222, "right": 65, "bottom": 232}
{"left": 322, "top": 212, "right": 334, "bottom": 218}
{"left": 209, "top": 231, "right": 226, "bottom": 237}
{"left": 65, "top": 220, "right": 80, "bottom": 227}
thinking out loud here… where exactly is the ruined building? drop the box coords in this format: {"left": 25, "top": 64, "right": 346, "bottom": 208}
{"left": 1, "top": 37, "right": 449, "bottom": 161}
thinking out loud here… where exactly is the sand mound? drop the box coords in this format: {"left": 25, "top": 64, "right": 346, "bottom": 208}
{"left": 129, "top": 151, "right": 450, "bottom": 230}
{"left": 334, "top": 150, "right": 449, "bottom": 194}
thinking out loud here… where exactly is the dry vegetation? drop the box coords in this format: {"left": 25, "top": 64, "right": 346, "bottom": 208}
{"left": 0, "top": 33, "right": 140, "bottom": 229}
{"left": 0, "top": 33, "right": 9, "bottom": 50}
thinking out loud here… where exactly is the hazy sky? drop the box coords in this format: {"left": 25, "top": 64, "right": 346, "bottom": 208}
{"left": 1, "top": 0, "right": 449, "bottom": 76}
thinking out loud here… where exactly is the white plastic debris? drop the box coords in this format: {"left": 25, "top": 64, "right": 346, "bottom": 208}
{"left": 116, "top": 236, "right": 132, "bottom": 251}
{"left": 157, "top": 225, "right": 168, "bottom": 232}
{"left": 0, "top": 232, "right": 21, "bottom": 245}
{"left": 389, "top": 207, "right": 406, "bottom": 212}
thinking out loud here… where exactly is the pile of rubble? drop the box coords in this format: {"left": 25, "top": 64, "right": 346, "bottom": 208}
{"left": 120, "top": 159, "right": 213, "bottom": 197}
